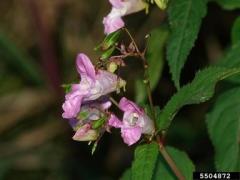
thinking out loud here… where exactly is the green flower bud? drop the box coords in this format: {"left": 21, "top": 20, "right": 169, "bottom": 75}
{"left": 107, "top": 61, "right": 118, "bottom": 73}
{"left": 155, "top": 0, "right": 168, "bottom": 10}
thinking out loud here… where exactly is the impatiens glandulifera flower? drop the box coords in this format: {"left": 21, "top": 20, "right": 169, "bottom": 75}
{"left": 62, "top": 53, "right": 125, "bottom": 119}
{"left": 70, "top": 99, "right": 111, "bottom": 141}
{"left": 108, "top": 97, "right": 155, "bottom": 146}
{"left": 103, "top": 0, "right": 148, "bottom": 34}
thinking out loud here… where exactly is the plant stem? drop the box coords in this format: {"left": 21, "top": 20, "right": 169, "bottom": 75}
{"left": 157, "top": 136, "right": 185, "bottom": 180}
{"left": 123, "top": 28, "right": 156, "bottom": 123}
{"left": 141, "top": 54, "right": 156, "bottom": 123}
{"left": 123, "top": 28, "right": 141, "bottom": 54}
{"left": 109, "top": 96, "right": 121, "bottom": 109}
{"left": 124, "top": 27, "right": 185, "bottom": 180}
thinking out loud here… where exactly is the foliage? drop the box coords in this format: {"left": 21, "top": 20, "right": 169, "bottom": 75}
{"left": 153, "top": 147, "right": 195, "bottom": 180}
{"left": 211, "top": 0, "right": 240, "bottom": 10}
{"left": 167, "top": 0, "right": 207, "bottom": 88}
{"left": 157, "top": 66, "right": 240, "bottom": 131}
{"left": 231, "top": 17, "right": 240, "bottom": 45}
{"left": 121, "top": 144, "right": 195, "bottom": 180}
{"left": 1, "top": 0, "right": 240, "bottom": 179}
{"left": 206, "top": 88, "right": 240, "bottom": 171}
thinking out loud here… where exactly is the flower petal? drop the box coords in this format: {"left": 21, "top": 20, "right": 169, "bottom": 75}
{"left": 100, "top": 100, "right": 112, "bottom": 110}
{"left": 109, "top": 0, "right": 124, "bottom": 8}
{"left": 121, "top": 126, "right": 142, "bottom": 146}
{"left": 119, "top": 97, "right": 143, "bottom": 114}
{"left": 108, "top": 114, "right": 123, "bottom": 128}
{"left": 103, "top": 11, "right": 124, "bottom": 34}
{"left": 76, "top": 53, "right": 96, "bottom": 80}
{"left": 62, "top": 96, "right": 83, "bottom": 119}
{"left": 124, "top": 0, "right": 146, "bottom": 15}
{"left": 96, "top": 70, "right": 118, "bottom": 94}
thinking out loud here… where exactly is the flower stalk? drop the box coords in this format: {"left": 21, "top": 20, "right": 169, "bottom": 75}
{"left": 123, "top": 28, "right": 185, "bottom": 180}
{"left": 157, "top": 136, "right": 186, "bottom": 180}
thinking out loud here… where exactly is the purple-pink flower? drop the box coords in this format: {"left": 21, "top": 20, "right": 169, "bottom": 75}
{"left": 70, "top": 99, "right": 111, "bottom": 141}
{"left": 103, "top": 0, "right": 147, "bottom": 34}
{"left": 108, "top": 97, "right": 154, "bottom": 145}
{"left": 62, "top": 53, "right": 125, "bottom": 119}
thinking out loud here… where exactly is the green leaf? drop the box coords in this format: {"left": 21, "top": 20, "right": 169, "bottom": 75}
{"left": 153, "top": 146, "right": 195, "bottom": 180}
{"left": 122, "top": 145, "right": 194, "bottom": 180}
{"left": 218, "top": 42, "right": 240, "bottom": 68}
{"left": 212, "top": 0, "right": 240, "bottom": 10}
{"left": 121, "top": 168, "right": 132, "bottom": 180}
{"left": 167, "top": 0, "right": 207, "bottom": 88}
{"left": 135, "top": 27, "right": 168, "bottom": 103}
{"left": 0, "top": 31, "right": 43, "bottom": 85}
{"left": 231, "top": 17, "right": 240, "bottom": 44}
{"left": 206, "top": 88, "right": 240, "bottom": 171}
{"left": 157, "top": 66, "right": 240, "bottom": 131}
{"left": 131, "top": 143, "right": 159, "bottom": 180}
{"left": 217, "top": 42, "right": 240, "bottom": 83}
{"left": 146, "top": 27, "right": 168, "bottom": 89}
{"left": 135, "top": 80, "right": 147, "bottom": 104}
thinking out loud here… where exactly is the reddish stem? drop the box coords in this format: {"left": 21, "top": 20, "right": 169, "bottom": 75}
{"left": 25, "top": 0, "right": 62, "bottom": 96}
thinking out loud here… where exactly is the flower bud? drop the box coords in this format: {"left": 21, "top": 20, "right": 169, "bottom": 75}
{"left": 107, "top": 61, "right": 118, "bottom": 73}
{"left": 117, "top": 79, "right": 126, "bottom": 93}
{"left": 72, "top": 124, "right": 99, "bottom": 141}
{"left": 155, "top": 0, "right": 168, "bottom": 10}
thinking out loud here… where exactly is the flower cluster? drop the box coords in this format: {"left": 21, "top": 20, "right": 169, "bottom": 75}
{"left": 62, "top": 53, "right": 154, "bottom": 146}
{"left": 61, "top": 0, "right": 167, "bottom": 150}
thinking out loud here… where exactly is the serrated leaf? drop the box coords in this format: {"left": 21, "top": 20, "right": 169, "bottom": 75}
{"left": 167, "top": 0, "right": 207, "bottom": 88}
{"left": 212, "top": 0, "right": 240, "bottom": 10}
{"left": 122, "top": 145, "right": 194, "bottom": 180}
{"left": 135, "top": 27, "right": 168, "bottom": 103}
{"left": 131, "top": 143, "right": 159, "bottom": 180}
{"left": 231, "top": 17, "right": 240, "bottom": 44}
{"left": 153, "top": 146, "right": 195, "bottom": 180}
{"left": 206, "top": 88, "right": 240, "bottom": 171}
{"left": 157, "top": 66, "right": 240, "bottom": 131}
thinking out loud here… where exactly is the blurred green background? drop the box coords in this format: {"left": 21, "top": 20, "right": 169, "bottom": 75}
{"left": 0, "top": 0, "right": 239, "bottom": 179}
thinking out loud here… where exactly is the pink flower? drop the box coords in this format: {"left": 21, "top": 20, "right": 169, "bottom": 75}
{"left": 108, "top": 97, "right": 155, "bottom": 145}
{"left": 70, "top": 98, "right": 112, "bottom": 141}
{"left": 103, "top": 0, "right": 147, "bottom": 34}
{"left": 62, "top": 53, "right": 124, "bottom": 119}
{"left": 69, "top": 98, "right": 111, "bottom": 129}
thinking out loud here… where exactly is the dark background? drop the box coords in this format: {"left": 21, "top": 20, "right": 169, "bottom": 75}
{"left": 0, "top": 0, "right": 239, "bottom": 179}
